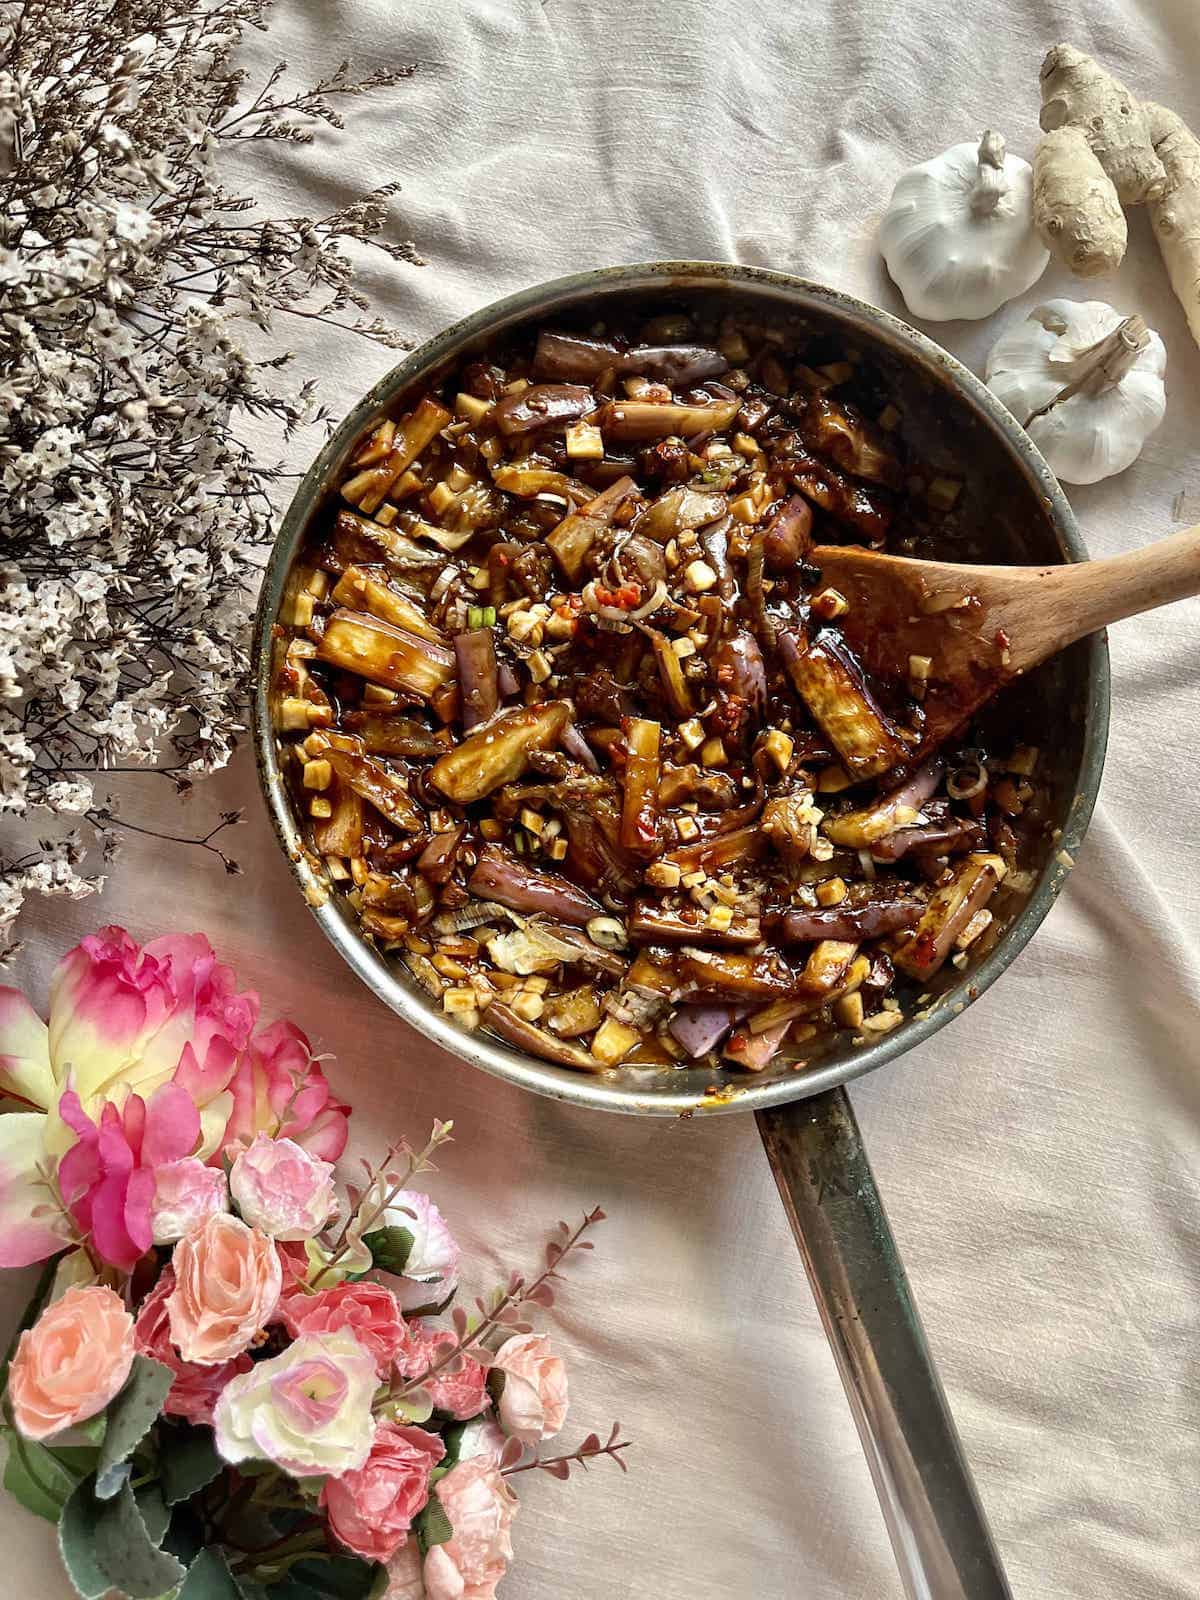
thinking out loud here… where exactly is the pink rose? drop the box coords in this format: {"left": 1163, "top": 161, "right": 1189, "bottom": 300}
{"left": 491, "top": 1333, "right": 568, "bottom": 1443}
{"left": 57, "top": 1082, "right": 201, "bottom": 1271}
{"left": 47, "top": 928, "right": 257, "bottom": 1135}
{"left": 322, "top": 1423, "right": 445, "bottom": 1563}
{"left": 214, "top": 1331, "right": 377, "bottom": 1477}
{"left": 423, "top": 1458, "right": 518, "bottom": 1600}
{"left": 381, "top": 1191, "right": 460, "bottom": 1313}
{"left": 229, "top": 1134, "right": 335, "bottom": 1241}
{"left": 280, "top": 1281, "right": 410, "bottom": 1375}
{"left": 220, "top": 1020, "right": 349, "bottom": 1163}
{"left": 167, "top": 1211, "right": 282, "bottom": 1363}
{"left": 384, "top": 1542, "right": 427, "bottom": 1600}
{"left": 134, "top": 1270, "right": 251, "bottom": 1425}
{"left": 400, "top": 1323, "right": 488, "bottom": 1421}
{"left": 9, "top": 1285, "right": 135, "bottom": 1441}
{"left": 151, "top": 1157, "right": 228, "bottom": 1245}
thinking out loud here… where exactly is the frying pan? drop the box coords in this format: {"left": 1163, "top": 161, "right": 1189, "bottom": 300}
{"left": 252, "top": 263, "right": 1110, "bottom": 1600}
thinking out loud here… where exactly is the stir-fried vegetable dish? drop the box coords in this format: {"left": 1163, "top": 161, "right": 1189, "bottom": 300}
{"left": 274, "top": 308, "right": 1049, "bottom": 1076}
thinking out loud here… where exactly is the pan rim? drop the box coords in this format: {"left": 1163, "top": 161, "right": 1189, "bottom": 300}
{"left": 251, "top": 261, "right": 1111, "bottom": 1119}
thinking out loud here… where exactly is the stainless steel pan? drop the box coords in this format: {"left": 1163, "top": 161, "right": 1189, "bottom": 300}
{"left": 252, "top": 263, "right": 1110, "bottom": 1600}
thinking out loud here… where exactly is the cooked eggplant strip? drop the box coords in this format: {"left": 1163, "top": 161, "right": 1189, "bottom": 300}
{"left": 319, "top": 510, "right": 445, "bottom": 576}
{"left": 313, "top": 776, "right": 364, "bottom": 858}
{"left": 468, "top": 846, "right": 603, "bottom": 927}
{"left": 679, "top": 947, "right": 797, "bottom": 1000}
{"left": 417, "top": 824, "right": 467, "bottom": 884}
{"left": 599, "top": 398, "right": 740, "bottom": 441}
{"left": 646, "top": 629, "right": 694, "bottom": 718}
{"left": 330, "top": 566, "right": 447, "bottom": 643}
{"left": 773, "top": 900, "right": 924, "bottom": 942}
{"left": 802, "top": 394, "right": 902, "bottom": 489}
{"left": 871, "top": 814, "right": 986, "bottom": 863}
{"left": 340, "top": 712, "right": 441, "bottom": 758}
{"left": 620, "top": 718, "right": 662, "bottom": 854}
{"left": 486, "top": 1003, "right": 605, "bottom": 1072}
{"left": 723, "top": 1016, "right": 792, "bottom": 1072}
{"left": 454, "top": 628, "right": 500, "bottom": 730}
{"left": 796, "top": 939, "right": 859, "bottom": 996}
{"left": 824, "top": 758, "right": 943, "bottom": 847}
{"left": 668, "top": 1004, "right": 747, "bottom": 1058}
{"left": 318, "top": 609, "right": 456, "bottom": 700}
{"left": 430, "top": 702, "right": 570, "bottom": 804}
{"left": 535, "top": 331, "right": 729, "bottom": 388}
{"left": 762, "top": 495, "right": 814, "bottom": 571}
{"left": 893, "top": 853, "right": 1006, "bottom": 980}
{"left": 307, "top": 738, "right": 424, "bottom": 833}
{"left": 283, "top": 313, "right": 1047, "bottom": 1080}
{"left": 663, "top": 824, "right": 765, "bottom": 874}
{"left": 781, "top": 630, "right": 909, "bottom": 780}
{"left": 629, "top": 901, "right": 761, "bottom": 947}
{"left": 493, "top": 383, "right": 595, "bottom": 436}
{"left": 546, "top": 475, "right": 637, "bottom": 582}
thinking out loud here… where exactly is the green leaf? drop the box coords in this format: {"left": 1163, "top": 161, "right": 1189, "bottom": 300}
{"left": 59, "top": 1476, "right": 185, "bottom": 1600}
{"left": 96, "top": 1355, "right": 174, "bottom": 1498}
{"left": 160, "top": 1423, "right": 224, "bottom": 1506}
{"left": 134, "top": 1478, "right": 170, "bottom": 1545}
{"left": 96, "top": 1481, "right": 186, "bottom": 1598}
{"left": 178, "top": 1547, "right": 245, "bottom": 1599}
{"left": 413, "top": 1496, "right": 453, "bottom": 1556}
{"left": 58, "top": 1479, "right": 112, "bottom": 1600}
{"left": 3, "top": 1427, "right": 85, "bottom": 1523}
{"left": 361, "top": 1225, "right": 414, "bottom": 1275}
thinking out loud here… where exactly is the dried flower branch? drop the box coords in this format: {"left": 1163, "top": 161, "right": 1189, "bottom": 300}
{"left": 383, "top": 1208, "right": 607, "bottom": 1406}
{"left": 501, "top": 1423, "right": 632, "bottom": 1479}
{"left": 0, "top": 0, "right": 422, "bottom": 943}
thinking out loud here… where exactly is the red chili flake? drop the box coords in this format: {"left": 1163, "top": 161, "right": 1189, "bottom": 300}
{"left": 994, "top": 627, "right": 1010, "bottom": 649}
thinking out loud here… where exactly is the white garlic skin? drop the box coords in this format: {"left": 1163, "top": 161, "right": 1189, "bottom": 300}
{"left": 880, "top": 137, "right": 1050, "bottom": 321}
{"left": 986, "top": 300, "right": 1166, "bottom": 485}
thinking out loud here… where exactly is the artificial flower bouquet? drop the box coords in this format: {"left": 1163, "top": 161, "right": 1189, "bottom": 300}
{"left": 0, "top": 928, "right": 626, "bottom": 1600}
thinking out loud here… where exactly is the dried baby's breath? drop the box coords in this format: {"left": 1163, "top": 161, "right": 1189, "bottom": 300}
{"left": 0, "top": 0, "right": 421, "bottom": 942}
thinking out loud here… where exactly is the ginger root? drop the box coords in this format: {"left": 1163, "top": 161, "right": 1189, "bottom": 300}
{"left": 1032, "top": 43, "right": 1200, "bottom": 353}
{"left": 1034, "top": 126, "right": 1127, "bottom": 277}
{"left": 1145, "top": 104, "right": 1200, "bottom": 351}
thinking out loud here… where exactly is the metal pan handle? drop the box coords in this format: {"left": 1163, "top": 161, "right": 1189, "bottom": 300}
{"left": 757, "top": 1087, "right": 1013, "bottom": 1600}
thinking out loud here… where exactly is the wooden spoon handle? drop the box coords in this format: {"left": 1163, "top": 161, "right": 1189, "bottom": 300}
{"left": 1004, "top": 522, "right": 1200, "bottom": 672}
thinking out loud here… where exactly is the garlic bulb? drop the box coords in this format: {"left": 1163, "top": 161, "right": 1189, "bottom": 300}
{"left": 881, "top": 131, "right": 1050, "bottom": 320}
{"left": 986, "top": 299, "right": 1166, "bottom": 484}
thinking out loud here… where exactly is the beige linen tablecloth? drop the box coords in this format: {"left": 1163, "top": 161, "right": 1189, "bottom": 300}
{"left": 3, "top": 2, "right": 1199, "bottom": 1595}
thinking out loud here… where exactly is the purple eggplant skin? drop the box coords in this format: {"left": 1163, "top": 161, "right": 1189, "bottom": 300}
{"left": 454, "top": 629, "right": 500, "bottom": 730}
{"left": 492, "top": 383, "right": 595, "bottom": 437}
{"left": 668, "top": 1004, "right": 747, "bottom": 1058}
{"left": 713, "top": 631, "right": 767, "bottom": 743}
{"left": 486, "top": 1003, "right": 604, "bottom": 1072}
{"left": 416, "top": 823, "right": 467, "bottom": 884}
{"left": 467, "top": 846, "right": 603, "bottom": 927}
{"left": 534, "top": 330, "right": 729, "bottom": 388}
{"left": 723, "top": 1016, "right": 791, "bottom": 1072}
{"left": 771, "top": 899, "right": 924, "bottom": 943}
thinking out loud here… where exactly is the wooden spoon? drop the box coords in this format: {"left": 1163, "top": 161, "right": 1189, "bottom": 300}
{"left": 808, "top": 523, "right": 1200, "bottom": 752}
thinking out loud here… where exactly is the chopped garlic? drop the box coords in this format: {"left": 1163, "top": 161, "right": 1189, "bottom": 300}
{"left": 705, "top": 904, "right": 734, "bottom": 933}
{"left": 762, "top": 728, "right": 793, "bottom": 776}
{"left": 683, "top": 559, "right": 718, "bottom": 593}
{"left": 590, "top": 1016, "right": 640, "bottom": 1066}
{"left": 678, "top": 718, "right": 705, "bottom": 752}
{"left": 816, "top": 877, "right": 847, "bottom": 907}
{"left": 302, "top": 758, "right": 332, "bottom": 792}
{"left": 565, "top": 421, "right": 605, "bottom": 460}
{"left": 646, "top": 861, "right": 682, "bottom": 889}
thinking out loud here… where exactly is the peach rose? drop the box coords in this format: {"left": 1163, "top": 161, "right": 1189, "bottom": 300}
{"left": 8, "top": 1285, "right": 135, "bottom": 1441}
{"left": 491, "top": 1332, "right": 568, "bottom": 1442}
{"left": 167, "top": 1211, "right": 281, "bottom": 1364}
{"left": 423, "top": 1457, "right": 517, "bottom": 1600}
{"left": 322, "top": 1422, "right": 444, "bottom": 1563}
